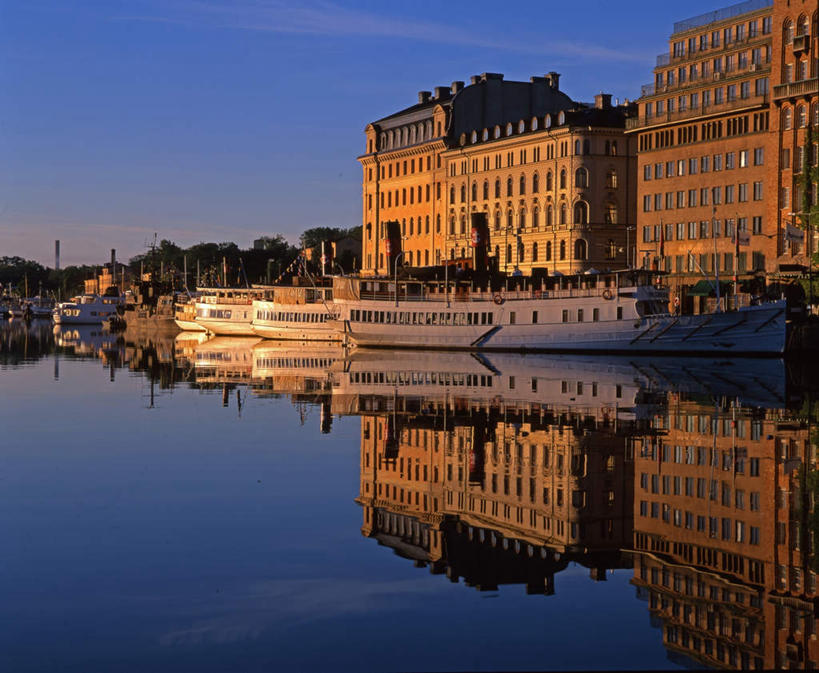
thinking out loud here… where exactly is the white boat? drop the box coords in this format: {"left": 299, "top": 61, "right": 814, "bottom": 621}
{"left": 53, "top": 294, "right": 124, "bottom": 325}
{"left": 252, "top": 284, "right": 340, "bottom": 342}
{"left": 22, "top": 296, "right": 55, "bottom": 319}
{"left": 330, "top": 271, "right": 788, "bottom": 356}
{"left": 194, "top": 287, "right": 273, "bottom": 336}
{"left": 174, "top": 294, "right": 206, "bottom": 332}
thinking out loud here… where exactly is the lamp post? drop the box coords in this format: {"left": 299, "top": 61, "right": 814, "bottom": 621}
{"left": 393, "top": 251, "right": 405, "bottom": 307}
{"left": 789, "top": 211, "right": 813, "bottom": 312}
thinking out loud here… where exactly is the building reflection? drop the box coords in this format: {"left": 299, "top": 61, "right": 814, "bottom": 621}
{"left": 3, "top": 319, "right": 819, "bottom": 668}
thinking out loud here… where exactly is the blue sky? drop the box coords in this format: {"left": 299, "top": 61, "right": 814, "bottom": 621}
{"left": 1, "top": 0, "right": 729, "bottom": 266}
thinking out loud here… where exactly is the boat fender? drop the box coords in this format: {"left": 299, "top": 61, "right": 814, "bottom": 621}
{"left": 602, "top": 289, "right": 614, "bottom": 300}
{"left": 493, "top": 294, "right": 504, "bottom": 305}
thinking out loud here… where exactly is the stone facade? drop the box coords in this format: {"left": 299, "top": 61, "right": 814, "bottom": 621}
{"left": 359, "top": 74, "right": 634, "bottom": 276}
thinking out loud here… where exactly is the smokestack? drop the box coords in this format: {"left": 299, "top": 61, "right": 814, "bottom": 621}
{"left": 111, "top": 248, "right": 116, "bottom": 269}
{"left": 55, "top": 240, "right": 60, "bottom": 271}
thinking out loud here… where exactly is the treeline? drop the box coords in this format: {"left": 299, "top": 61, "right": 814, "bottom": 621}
{"left": 0, "top": 227, "right": 361, "bottom": 297}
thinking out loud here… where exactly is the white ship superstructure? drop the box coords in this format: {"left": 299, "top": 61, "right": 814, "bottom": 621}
{"left": 330, "top": 271, "right": 787, "bottom": 355}
{"left": 194, "top": 287, "right": 272, "bottom": 336}
{"left": 252, "top": 284, "right": 339, "bottom": 342}
{"left": 53, "top": 294, "right": 124, "bottom": 325}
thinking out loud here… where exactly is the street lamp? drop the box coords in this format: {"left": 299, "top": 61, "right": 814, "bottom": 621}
{"left": 789, "top": 211, "right": 813, "bottom": 311}
{"left": 393, "top": 251, "right": 405, "bottom": 307}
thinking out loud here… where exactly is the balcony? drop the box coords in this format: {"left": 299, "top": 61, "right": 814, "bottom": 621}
{"left": 626, "top": 93, "right": 769, "bottom": 131}
{"left": 792, "top": 34, "right": 810, "bottom": 53}
{"left": 773, "top": 78, "right": 819, "bottom": 101}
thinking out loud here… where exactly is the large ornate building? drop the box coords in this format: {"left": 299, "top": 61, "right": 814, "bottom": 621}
{"left": 358, "top": 73, "right": 636, "bottom": 276}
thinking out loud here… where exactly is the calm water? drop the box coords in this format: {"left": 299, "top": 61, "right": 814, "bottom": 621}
{"left": 1, "top": 321, "right": 816, "bottom": 671}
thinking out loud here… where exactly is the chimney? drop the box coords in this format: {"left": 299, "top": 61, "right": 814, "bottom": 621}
{"left": 417, "top": 91, "right": 431, "bottom": 104}
{"left": 434, "top": 86, "right": 449, "bottom": 99}
{"left": 111, "top": 248, "right": 116, "bottom": 269}
{"left": 470, "top": 75, "right": 480, "bottom": 85}
{"left": 546, "top": 72, "right": 560, "bottom": 90}
{"left": 450, "top": 80, "right": 464, "bottom": 94}
{"left": 595, "top": 93, "right": 613, "bottom": 109}
{"left": 54, "top": 240, "right": 60, "bottom": 271}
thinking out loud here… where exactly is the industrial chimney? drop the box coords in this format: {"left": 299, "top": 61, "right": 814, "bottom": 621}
{"left": 54, "top": 240, "right": 60, "bottom": 271}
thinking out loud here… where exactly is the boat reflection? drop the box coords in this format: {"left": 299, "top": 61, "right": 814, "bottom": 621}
{"left": 2, "top": 317, "right": 818, "bottom": 669}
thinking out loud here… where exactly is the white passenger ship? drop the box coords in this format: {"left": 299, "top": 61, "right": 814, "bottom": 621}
{"left": 53, "top": 294, "right": 124, "bottom": 325}
{"left": 194, "top": 287, "right": 273, "bottom": 336}
{"left": 252, "top": 284, "right": 340, "bottom": 342}
{"left": 330, "top": 271, "right": 787, "bottom": 355}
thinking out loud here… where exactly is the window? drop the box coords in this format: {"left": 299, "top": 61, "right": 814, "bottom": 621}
{"left": 575, "top": 167, "right": 588, "bottom": 189}
{"left": 574, "top": 201, "right": 589, "bottom": 225}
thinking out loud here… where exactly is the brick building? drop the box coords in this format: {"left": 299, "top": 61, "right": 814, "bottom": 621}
{"left": 627, "top": 0, "right": 778, "bottom": 312}
{"left": 771, "top": 0, "right": 819, "bottom": 277}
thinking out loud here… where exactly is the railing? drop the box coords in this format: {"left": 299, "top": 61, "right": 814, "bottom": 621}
{"left": 792, "top": 34, "right": 810, "bottom": 52}
{"left": 773, "top": 78, "right": 819, "bottom": 100}
{"left": 672, "top": 0, "right": 772, "bottom": 35}
{"left": 641, "top": 83, "right": 656, "bottom": 97}
{"left": 626, "top": 93, "right": 768, "bottom": 130}
{"left": 656, "top": 53, "right": 670, "bottom": 67}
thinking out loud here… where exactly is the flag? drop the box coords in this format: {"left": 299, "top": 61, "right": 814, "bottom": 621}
{"left": 785, "top": 223, "right": 805, "bottom": 243}
{"left": 659, "top": 222, "right": 665, "bottom": 258}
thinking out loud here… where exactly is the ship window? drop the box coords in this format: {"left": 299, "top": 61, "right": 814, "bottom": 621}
{"left": 617, "top": 307, "right": 623, "bottom": 320}
{"left": 578, "top": 309, "right": 584, "bottom": 322}
{"left": 510, "top": 312, "right": 516, "bottom": 325}
{"left": 487, "top": 313, "right": 492, "bottom": 325}
{"left": 562, "top": 310, "right": 569, "bottom": 323}
{"left": 593, "top": 308, "right": 599, "bottom": 322}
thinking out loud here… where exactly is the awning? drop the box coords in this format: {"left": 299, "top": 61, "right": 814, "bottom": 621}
{"left": 687, "top": 280, "right": 730, "bottom": 297}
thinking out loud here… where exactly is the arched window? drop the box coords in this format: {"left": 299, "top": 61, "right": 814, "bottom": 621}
{"left": 560, "top": 203, "right": 567, "bottom": 225}
{"left": 574, "top": 239, "right": 587, "bottom": 260}
{"left": 797, "top": 15, "right": 809, "bottom": 36}
{"left": 784, "top": 19, "right": 794, "bottom": 44}
{"left": 798, "top": 105, "right": 807, "bottom": 127}
{"left": 450, "top": 186, "right": 456, "bottom": 203}
{"left": 460, "top": 184, "right": 466, "bottom": 203}
{"left": 366, "top": 222, "right": 372, "bottom": 239}
{"left": 505, "top": 122, "right": 513, "bottom": 136}
{"left": 582, "top": 139, "right": 590, "bottom": 155}
{"left": 574, "top": 139, "right": 581, "bottom": 155}
{"left": 559, "top": 169, "right": 567, "bottom": 189}
{"left": 409, "top": 217, "right": 414, "bottom": 236}
{"left": 546, "top": 205, "right": 553, "bottom": 226}
{"left": 425, "top": 250, "right": 429, "bottom": 265}
{"left": 611, "top": 141, "right": 617, "bottom": 156}
{"left": 449, "top": 216, "right": 456, "bottom": 235}
{"left": 605, "top": 203, "right": 618, "bottom": 225}
{"left": 519, "top": 209, "right": 526, "bottom": 230}
{"left": 606, "top": 169, "right": 618, "bottom": 189}
{"left": 546, "top": 171, "right": 553, "bottom": 191}
{"left": 574, "top": 201, "right": 589, "bottom": 225}
{"left": 436, "top": 214, "right": 441, "bottom": 232}
{"left": 559, "top": 240, "right": 566, "bottom": 260}
{"left": 605, "top": 239, "right": 616, "bottom": 260}
{"left": 813, "top": 103, "right": 819, "bottom": 126}
{"left": 471, "top": 182, "right": 477, "bottom": 201}
{"left": 532, "top": 173, "right": 539, "bottom": 192}
{"left": 532, "top": 242, "right": 538, "bottom": 262}
{"left": 507, "top": 209, "right": 514, "bottom": 229}
{"left": 575, "top": 167, "right": 589, "bottom": 189}
{"left": 532, "top": 206, "right": 540, "bottom": 229}
{"left": 506, "top": 177, "right": 513, "bottom": 197}
{"left": 546, "top": 241, "right": 552, "bottom": 261}
{"left": 506, "top": 244, "right": 512, "bottom": 263}
{"left": 494, "top": 179, "right": 501, "bottom": 198}
{"left": 784, "top": 107, "right": 793, "bottom": 130}
{"left": 483, "top": 181, "right": 489, "bottom": 200}
{"left": 459, "top": 214, "right": 466, "bottom": 234}
{"left": 519, "top": 175, "right": 526, "bottom": 194}
{"left": 518, "top": 119, "right": 526, "bottom": 134}
{"left": 494, "top": 210, "right": 501, "bottom": 231}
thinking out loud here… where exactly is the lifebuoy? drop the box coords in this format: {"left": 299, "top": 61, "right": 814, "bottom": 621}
{"left": 493, "top": 294, "right": 504, "bottom": 305}
{"left": 602, "top": 288, "right": 614, "bottom": 300}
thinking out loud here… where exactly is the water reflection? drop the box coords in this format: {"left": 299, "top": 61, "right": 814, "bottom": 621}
{"left": 2, "top": 322, "right": 817, "bottom": 670}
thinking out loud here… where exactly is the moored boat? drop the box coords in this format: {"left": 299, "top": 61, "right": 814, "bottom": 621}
{"left": 329, "top": 270, "right": 788, "bottom": 356}
{"left": 194, "top": 287, "right": 273, "bottom": 336}
{"left": 251, "top": 282, "right": 340, "bottom": 342}
{"left": 53, "top": 293, "right": 124, "bottom": 325}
